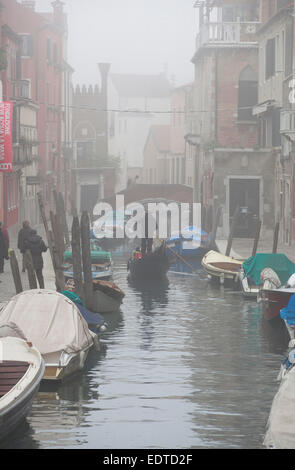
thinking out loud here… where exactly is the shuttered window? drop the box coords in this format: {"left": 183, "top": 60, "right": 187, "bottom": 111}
{"left": 265, "top": 38, "right": 276, "bottom": 80}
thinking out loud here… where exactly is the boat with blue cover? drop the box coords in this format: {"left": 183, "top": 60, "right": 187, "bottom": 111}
{"left": 165, "top": 226, "right": 208, "bottom": 263}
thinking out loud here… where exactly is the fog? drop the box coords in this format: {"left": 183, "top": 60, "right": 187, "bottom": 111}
{"left": 33, "top": 0, "right": 196, "bottom": 86}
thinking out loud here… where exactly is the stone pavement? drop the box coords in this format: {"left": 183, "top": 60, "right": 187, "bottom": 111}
{"left": 216, "top": 237, "right": 295, "bottom": 263}
{"left": 0, "top": 224, "right": 55, "bottom": 305}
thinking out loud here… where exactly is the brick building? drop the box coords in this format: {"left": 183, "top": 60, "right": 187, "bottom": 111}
{"left": 72, "top": 64, "right": 116, "bottom": 219}
{"left": 0, "top": 0, "right": 73, "bottom": 229}
{"left": 191, "top": 0, "right": 275, "bottom": 238}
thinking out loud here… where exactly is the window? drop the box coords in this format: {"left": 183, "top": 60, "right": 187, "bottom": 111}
{"left": 265, "top": 38, "right": 276, "bottom": 79}
{"left": 285, "top": 18, "right": 293, "bottom": 77}
{"left": 238, "top": 66, "right": 258, "bottom": 121}
{"left": 46, "top": 38, "right": 51, "bottom": 61}
{"left": 19, "top": 35, "right": 33, "bottom": 57}
{"left": 53, "top": 43, "right": 58, "bottom": 63}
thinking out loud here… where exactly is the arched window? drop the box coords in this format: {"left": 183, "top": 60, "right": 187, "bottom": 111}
{"left": 238, "top": 66, "right": 258, "bottom": 122}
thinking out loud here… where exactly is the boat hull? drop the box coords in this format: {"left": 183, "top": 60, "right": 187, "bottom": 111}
{"left": 239, "top": 269, "right": 259, "bottom": 299}
{"left": 43, "top": 344, "right": 94, "bottom": 381}
{"left": 259, "top": 288, "right": 295, "bottom": 321}
{"left": 202, "top": 251, "right": 243, "bottom": 286}
{"left": 0, "top": 338, "right": 44, "bottom": 441}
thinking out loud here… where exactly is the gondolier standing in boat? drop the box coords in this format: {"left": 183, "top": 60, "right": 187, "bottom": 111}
{"left": 141, "top": 210, "right": 157, "bottom": 255}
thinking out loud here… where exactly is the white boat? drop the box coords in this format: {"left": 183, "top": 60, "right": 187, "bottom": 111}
{"left": 0, "top": 290, "right": 98, "bottom": 381}
{"left": 0, "top": 329, "right": 45, "bottom": 441}
{"left": 264, "top": 342, "right": 295, "bottom": 448}
{"left": 238, "top": 268, "right": 259, "bottom": 299}
{"left": 201, "top": 250, "right": 244, "bottom": 285}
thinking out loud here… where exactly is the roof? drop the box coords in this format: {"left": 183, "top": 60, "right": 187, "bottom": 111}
{"left": 149, "top": 125, "right": 170, "bottom": 152}
{"left": 110, "top": 73, "right": 171, "bottom": 98}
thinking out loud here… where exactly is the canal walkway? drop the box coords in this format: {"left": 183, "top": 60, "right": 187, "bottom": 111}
{"left": 216, "top": 236, "right": 295, "bottom": 263}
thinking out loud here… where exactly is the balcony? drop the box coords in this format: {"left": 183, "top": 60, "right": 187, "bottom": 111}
{"left": 280, "top": 110, "right": 295, "bottom": 141}
{"left": 195, "top": 21, "right": 259, "bottom": 52}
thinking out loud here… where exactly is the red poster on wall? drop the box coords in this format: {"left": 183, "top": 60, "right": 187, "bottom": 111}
{"left": 0, "top": 101, "right": 13, "bottom": 172}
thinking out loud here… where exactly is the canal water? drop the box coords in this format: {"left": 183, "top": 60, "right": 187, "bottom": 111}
{"left": 1, "top": 256, "right": 290, "bottom": 449}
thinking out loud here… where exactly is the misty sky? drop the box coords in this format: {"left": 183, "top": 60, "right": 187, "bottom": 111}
{"left": 33, "top": 0, "right": 197, "bottom": 86}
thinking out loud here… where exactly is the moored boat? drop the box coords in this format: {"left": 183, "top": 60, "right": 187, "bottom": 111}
{"left": 165, "top": 227, "right": 208, "bottom": 263}
{"left": 65, "top": 278, "right": 125, "bottom": 313}
{"left": 0, "top": 290, "right": 98, "bottom": 381}
{"left": 201, "top": 250, "right": 244, "bottom": 286}
{"left": 0, "top": 329, "right": 45, "bottom": 441}
{"left": 239, "top": 253, "right": 295, "bottom": 300}
{"left": 264, "top": 342, "right": 295, "bottom": 448}
{"left": 63, "top": 240, "right": 113, "bottom": 281}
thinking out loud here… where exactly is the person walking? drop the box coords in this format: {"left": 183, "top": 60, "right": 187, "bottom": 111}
{"left": 0, "top": 222, "right": 9, "bottom": 251}
{"left": 17, "top": 221, "right": 31, "bottom": 272}
{"left": 0, "top": 226, "right": 8, "bottom": 273}
{"left": 24, "top": 229, "right": 47, "bottom": 289}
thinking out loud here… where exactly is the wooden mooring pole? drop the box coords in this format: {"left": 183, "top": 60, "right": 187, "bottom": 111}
{"left": 24, "top": 250, "right": 37, "bottom": 289}
{"left": 209, "top": 206, "right": 222, "bottom": 251}
{"left": 225, "top": 206, "right": 240, "bottom": 257}
{"left": 9, "top": 250, "right": 23, "bottom": 294}
{"left": 71, "top": 216, "right": 84, "bottom": 303}
{"left": 252, "top": 220, "right": 262, "bottom": 257}
{"left": 80, "top": 211, "right": 94, "bottom": 310}
{"left": 272, "top": 222, "right": 280, "bottom": 254}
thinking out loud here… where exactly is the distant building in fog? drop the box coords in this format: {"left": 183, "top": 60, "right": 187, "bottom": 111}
{"left": 72, "top": 64, "right": 116, "bottom": 217}
{"left": 107, "top": 72, "right": 171, "bottom": 191}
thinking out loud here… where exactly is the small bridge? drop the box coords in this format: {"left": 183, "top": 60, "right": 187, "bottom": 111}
{"left": 102, "top": 184, "right": 193, "bottom": 209}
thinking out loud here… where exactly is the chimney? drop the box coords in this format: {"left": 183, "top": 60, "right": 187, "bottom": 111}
{"left": 98, "top": 63, "right": 111, "bottom": 158}
{"left": 51, "top": 0, "right": 65, "bottom": 27}
{"left": 22, "top": 1, "right": 36, "bottom": 10}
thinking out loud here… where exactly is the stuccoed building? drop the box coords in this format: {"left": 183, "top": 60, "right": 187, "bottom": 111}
{"left": 190, "top": 0, "right": 275, "bottom": 239}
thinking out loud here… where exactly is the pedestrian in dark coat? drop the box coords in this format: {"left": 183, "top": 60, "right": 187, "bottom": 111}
{"left": 0, "top": 228, "right": 9, "bottom": 273}
{"left": 18, "top": 221, "right": 31, "bottom": 272}
{"left": 24, "top": 229, "right": 47, "bottom": 288}
{"left": 0, "top": 222, "right": 9, "bottom": 250}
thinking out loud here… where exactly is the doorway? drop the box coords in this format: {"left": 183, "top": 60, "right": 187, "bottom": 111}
{"left": 229, "top": 178, "right": 260, "bottom": 238}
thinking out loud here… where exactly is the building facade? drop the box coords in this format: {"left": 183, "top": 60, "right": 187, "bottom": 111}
{"left": 107, "top": 73, "right": 171, "bottom": 191}
{"left": 191, "top": 0, "right": 275, "bottom": 238}
{"left": 0, "top": 0, "right": 73, "bottom": 230}
{"left": 255, "top": 0, "right": 295, "bottom": 245}
{"left": 72, "top": 64, "right": 116, "bottom": 219}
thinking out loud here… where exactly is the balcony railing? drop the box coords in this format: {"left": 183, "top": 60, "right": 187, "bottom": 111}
{"left": 280, "top": 110, "right": 295, "bottom": 140}
{"left": 11, "top": 80, "right": 31, "bottom": 100}
{"left": 196, "top": 22, "right": 259, "bottom": 51}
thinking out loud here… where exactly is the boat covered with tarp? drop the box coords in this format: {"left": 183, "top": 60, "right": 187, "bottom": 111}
{"left": 0, "top": 290, "right": 97, "bottom": 381}
{"left": 240, "top": 253, "right": 295, "bottom": 299}
{"left": 165, "top": 226, "right": 208, "bottom": 262}
{"left": 280, "top": 294, "right": 295, "bottom": 340}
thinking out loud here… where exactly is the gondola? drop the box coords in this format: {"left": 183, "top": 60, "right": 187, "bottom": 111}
{"left": 127, "top": 243, "right": 169, "bottom": 281}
